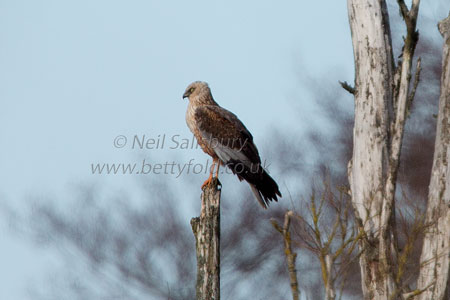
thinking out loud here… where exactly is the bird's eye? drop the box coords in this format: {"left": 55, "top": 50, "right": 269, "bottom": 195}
{"left": 190, "top": 87, "right": 195, "bottom": 93}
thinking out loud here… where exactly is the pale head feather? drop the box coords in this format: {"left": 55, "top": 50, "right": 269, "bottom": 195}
{"left": 183, "top": 81, "right": 216, "bottom": 105}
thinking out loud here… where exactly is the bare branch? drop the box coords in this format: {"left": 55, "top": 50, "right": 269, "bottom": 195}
{"left": 272, "top": 211, "right": 300, "bottom": 300}
{"left": 397, "top": 0, "right": 421, "bottom": 30}
{"left": 338, "top": 81, "right": 355, "bottom": 95}
{"left": 402, "top": 281, "right": 435, "bottom": 299}
{"left": 397, "top": 0, "right": 410, "bottom": 21}
{"left": 407, "top": 57, "right": 422, "bottom": 116}
{"left": 409, "top": 0, "right": 421, "bottom": 20}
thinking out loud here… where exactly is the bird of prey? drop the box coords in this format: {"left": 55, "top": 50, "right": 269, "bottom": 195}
{"left": 183, "top": 81, "right": 281, "bottom": 208}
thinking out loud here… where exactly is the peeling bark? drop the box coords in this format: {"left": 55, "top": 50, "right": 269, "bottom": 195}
{"left": 416, "top": 12, "right": 450, "bottom": 300}
{"left": 191, "top": 179, "right": 221, "bottom": 300}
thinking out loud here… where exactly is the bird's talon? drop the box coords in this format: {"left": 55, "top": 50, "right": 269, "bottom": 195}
{"left": 201, "top": 176, "right": 213, "bottom": 189}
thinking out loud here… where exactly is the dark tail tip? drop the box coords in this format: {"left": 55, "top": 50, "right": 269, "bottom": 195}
{"left": 251, "top": 170, "right": 281, "bottom": 208}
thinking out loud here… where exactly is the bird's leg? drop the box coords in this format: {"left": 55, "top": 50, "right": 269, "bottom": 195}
{"left": 215, "top": 161, "right": 220, "bottom": 178}
{"left": 201, "top": 159, "right": 216, "bottom": 189}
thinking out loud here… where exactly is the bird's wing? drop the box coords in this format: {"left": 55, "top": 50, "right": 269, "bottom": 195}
{"left": 194, "top": 105, "right": 281, "bottom": 208}
{"left": 193, "top": 105, "right": 260, "bottom": 168}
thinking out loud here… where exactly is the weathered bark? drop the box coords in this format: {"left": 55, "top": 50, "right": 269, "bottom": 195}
{"left": 272, "top": 211, "right": 300, "bottom": 300}
{"left": 416, "top": 12, "right": 450, "bottom": 300}
{"left": 347, "top": 0, "right": 420, "bottom": 299}
{"left": 191, "top": 178, "right": 221, "bottom": 300}
{"left": 347, "top": 0, "right": 396, "bottom": 298}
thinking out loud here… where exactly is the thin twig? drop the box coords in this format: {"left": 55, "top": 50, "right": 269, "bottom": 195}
{"left": 402, "top": 281, "right": 435, "bottom": 299}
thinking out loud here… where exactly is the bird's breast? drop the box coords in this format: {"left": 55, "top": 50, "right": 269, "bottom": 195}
{"left": 185, "top": 103, "right": 197, "bottom": 133}
{"left": 185, "top": 104, "right": 217, "bottom": 158}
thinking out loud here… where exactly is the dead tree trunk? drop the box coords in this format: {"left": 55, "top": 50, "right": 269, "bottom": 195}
{"left": 347, "top": 0, "right": 396, "bottom": 297}
{"left": 347, "top": 0, "right": 420, "bottom": 299}
{"left": 190, "top": 178, "right": 221, "bottom": 300}
{"left": 416, "top": 12, "right": 450, "bottom": 300}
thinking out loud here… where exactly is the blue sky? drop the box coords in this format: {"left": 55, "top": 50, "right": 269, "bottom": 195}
{"left": 0, "top": 1, "right": 449, "bottom": 299}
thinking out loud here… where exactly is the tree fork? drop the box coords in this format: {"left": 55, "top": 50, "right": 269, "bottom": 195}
{"left": 191, "top": 178, "right": 221, "bottom": 300}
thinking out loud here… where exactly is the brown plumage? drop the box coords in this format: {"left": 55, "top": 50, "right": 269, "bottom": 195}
{"left": 182, "top": 81, "right": 281, "bottom": 208}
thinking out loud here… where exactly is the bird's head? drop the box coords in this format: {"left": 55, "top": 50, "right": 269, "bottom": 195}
{"left": 182, "top": 81, "right": 211, "bottom": 103}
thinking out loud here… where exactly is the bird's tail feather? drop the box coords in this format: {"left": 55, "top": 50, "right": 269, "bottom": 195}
{"left": 249, "top": 184, "right": 268, "bottom": 209}
{"left": 226, "top": 159, "right": 281, "bottom": 208}
{"left": 250, "top": 169, "right": 282, "bottom": 208}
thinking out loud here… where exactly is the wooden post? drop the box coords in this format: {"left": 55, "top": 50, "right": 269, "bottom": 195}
{"left": 190, "top": 178, "right": 221, "bottom": 300}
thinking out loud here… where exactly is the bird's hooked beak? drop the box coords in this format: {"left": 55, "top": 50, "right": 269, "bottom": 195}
{"left": 182, "top": 90, "right": 190, "bottom": 100}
